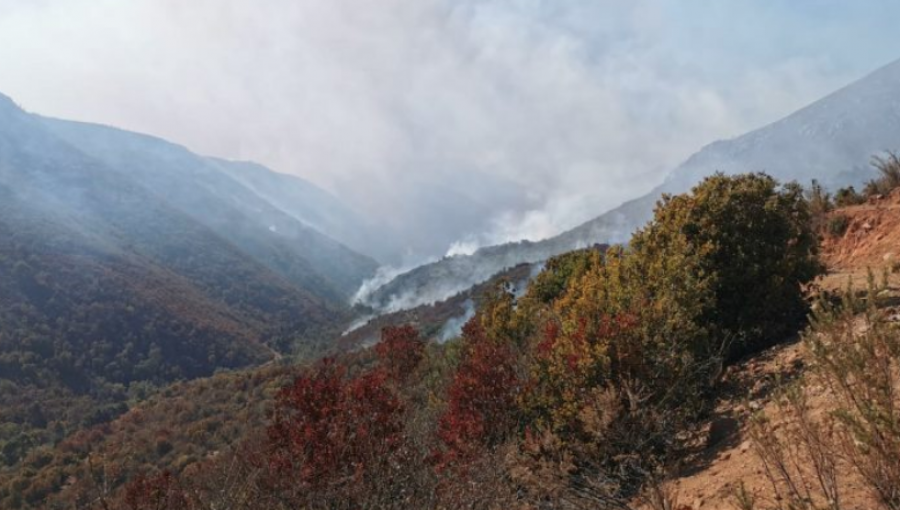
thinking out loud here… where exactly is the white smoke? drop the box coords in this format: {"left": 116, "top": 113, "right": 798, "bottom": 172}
{"left": 352, "top": 266, "right": 413, "bottom": 306}
{"left": 342, "top": 313, "right": 374, "bottom": 335}
{"left": 0, "top": 0, "right": 877, "bottom": 260}
{"left": 438, "top": 299, "right": 476, "bottom": 343}
{"left": 445, "top": 239, "right": 480, "bottom": 257}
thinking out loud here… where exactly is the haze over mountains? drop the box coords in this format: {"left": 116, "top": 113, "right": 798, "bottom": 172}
{"left": 4, "top": 54, "right": 899, "bottom": 377}
{"left": 0, "top": 92, "right": 394, "bottom": 428}
{"left": 357, "top": 57, "right": 900, "bottom": 314}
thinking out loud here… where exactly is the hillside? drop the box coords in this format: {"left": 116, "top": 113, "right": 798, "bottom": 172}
{"left": 627, "top": 187, "right": 900, "bottom": 509}
{"left": 0, "top": 92, "right": 371, "bottom": 491}
{"left": 4, "top": 172, "right": 898, "bottom": 509}
{"left": 363, "top": 57, "right": 900, "bottom": 313}
{"left": 340, "top": 262, "right": 537, "bottom": 350}
{"left": 359, "top": 241, "right": 566, "bottom": 313}
{"left": 0, "top": 365, "right": 296, "bottom": 508}
{"left": 820, "top": 188, "right": 900, "bottom": 275}
{"left": 212, "top": 159, "right": 401, "bottom": 265}
{"left": 0, "top": 173, "right": 824, "bottom": 509}
{"left": 41, "top": 118, "right": 378, "bottom": 299}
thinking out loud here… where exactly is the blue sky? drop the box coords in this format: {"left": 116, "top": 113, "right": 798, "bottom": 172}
{"left": 0, "top": 1, "right": 897, "bottom": 258}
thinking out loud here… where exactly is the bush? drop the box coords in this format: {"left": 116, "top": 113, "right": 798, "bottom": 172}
{"left": 834, "top": 186, "right": 864, "bottom": 207}
{"left": 864, "top": 151, "right": 900, "bottom": 197}
{"left": 874, "top": 152, "right": 900, "bottom": 191}
{"left": 264, "top": 359, "right": 406, "bottom": 505}
{"left": 631, "top": 172, "right": 823, "bottom": 360}
{"left": 807, "top": 179, "right": 833, "bottom": 231}
{"left": 513, "top": 173, "right": 823, "bottom": 501}
{"left": 524, "top": 248, "right": 604, "bottom": 307}
{"left": 747, "top": 281, "right": 900, "bottom": 510}
{"left": 806, "top": 287, "right": 900, "bottom": 510}
{"left": 375, "top": 325, "right": 425, "bottom": 383}
{"left": 435, "top": 288, "right": 523, "bottom": 467}
{"left": 124, "top": 471, "right": 189, "bottom": 510}
{"left": 828, "top": 214, "right": 850, "bottom": 237}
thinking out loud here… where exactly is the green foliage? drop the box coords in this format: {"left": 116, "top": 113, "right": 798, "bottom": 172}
{"left": 510, "top": 173, "right": 823, "bottom": 500}
{"left": 4, "top": 173, "right": 827, "bottom": 509}
{"left": 827, "top": 214, "right": 850, "bottom": 237}
{"left": 834, "top": 185, "right": 865, "bottom": 207}
{"left": 524, "top": 249, "right": 603, "bottom": 307}
{"left": 807, "top": 179, "right": 834, "bottom": 231}
{"left": 631, "top": 173, "right": 823, "bottom": 360}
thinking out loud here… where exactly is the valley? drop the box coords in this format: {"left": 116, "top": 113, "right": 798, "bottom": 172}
{"left": 0, "top": 13, "right": 899, "bottom": 507}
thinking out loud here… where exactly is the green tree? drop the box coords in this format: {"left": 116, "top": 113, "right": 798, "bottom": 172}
{"left": 630, "top": 173, "right": 823, "bottom": 360}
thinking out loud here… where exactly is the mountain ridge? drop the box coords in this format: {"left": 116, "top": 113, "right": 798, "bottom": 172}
{"left": 362, "top": 57, "right": 900, "bottom": 313}
{"left": 40, "top": 117, "right": 379, "bottom": 299}
{"left": 0, "top": 94, "right": 377, "bottom": 479}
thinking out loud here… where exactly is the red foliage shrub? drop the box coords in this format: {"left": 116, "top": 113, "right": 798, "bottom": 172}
{"left": 436, "top": 320, "right": 520, "bottom": 466}
{"left": 124, "top": 470, "right": 189, "bottom": 510}
{"left": 375, "top": 324, "right": 425, "bottom": 382}
{"left": 265, "top": 359, "right": 405, "bottom": 491}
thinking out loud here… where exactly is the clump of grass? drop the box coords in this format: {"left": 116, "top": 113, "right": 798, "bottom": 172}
{"left": 744, "top": 275, "right": 900, "bottom": 510}
{"left": 864, "top": 151, "right": 900, "bottom": 197}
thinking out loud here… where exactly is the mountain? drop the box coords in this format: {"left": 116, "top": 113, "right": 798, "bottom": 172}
{"left": 212, "top": 158, "right": 402, "bottom": 264}
{"left": 340, "top": 262, "right": 538, "bottom": 350}
{"left": 361, "top": 57, "right": 900, "bottom": 312}
{"left": 0, "top": 91, "right": 380, "bottom": 380}
{"left": 0, "top": 93, "right": 376, "bottom": 475}
{"left": 41, "top": 118, "right": 379, "bottom": 298}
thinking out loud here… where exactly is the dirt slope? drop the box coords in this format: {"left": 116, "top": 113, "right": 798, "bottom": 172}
{"left": 643, "top": 191, "right": 900, "bottom": 509}
{"left": 821, "top": 187, "right": 900, "bottom": 277}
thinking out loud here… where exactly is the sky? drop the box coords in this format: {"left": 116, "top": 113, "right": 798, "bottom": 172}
{"left": 1, "top": 0, "right": 899, "bottom": 261}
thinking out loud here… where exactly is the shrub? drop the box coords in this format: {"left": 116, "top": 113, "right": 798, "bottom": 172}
{"left": 631, "top": 173, "right": 823, "bottom": 360}
{"left": 827, "top": 214, "right": 850, "bottom": 237}
{"left": 435, "top": 316, "right": 521, "bottom": 466}
{"left": 524, "top": 248, "right": 603, "bottom": 307}
{"left": 807, "top": 179, "right": 833, "bottom": 231}
{"left": 748, "top": 282, "right": 900, "bottom": 510}
{"left": 864, "top": 151, "right": 900, "bottom": 197}
{"left": 865, "top": 179, "right": 883, "bottom": 197}
{"left": 375, "top": 324, "right": 425, "bottom": 383}
{"left": 873, "top": 152, "right": 900, "bottom": 192}
{"left": 524, "top": 248, "right": 647, "bottom": 433}
{"left": 834, "top": 186, "right": 864, "bottom": 207}
{"left": 124, "top": 471, "right": 190, "bottom": 510}
{"left": 264, "top": 359, "right": 405, "bottom": 504}
{"left": 806, "top": 288, "right": 900, "bottom": 510}
{"left": 511, "top": 173, "right": 823, "bottom": 502}
{"left": 746, "top": 384, "right": 841, "bottom": 510}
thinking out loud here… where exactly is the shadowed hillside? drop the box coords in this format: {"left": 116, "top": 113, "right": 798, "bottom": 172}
{"left": 0, "top": 93, "right": 370, "bottom": 490}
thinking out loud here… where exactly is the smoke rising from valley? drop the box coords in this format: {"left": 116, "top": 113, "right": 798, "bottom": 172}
{"left": 1, "top": 1, "right": 899, "bottom": 262}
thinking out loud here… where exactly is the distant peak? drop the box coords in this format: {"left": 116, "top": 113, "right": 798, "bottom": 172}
{"left": 0, "top": 91, "right": 19, "bottom": 111}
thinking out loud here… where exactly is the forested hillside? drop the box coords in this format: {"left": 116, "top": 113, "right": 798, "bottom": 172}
{"left": 41, "top": 118, "right": 378, "bottom": 299}
{"left": 0, "top": 93, "right": 372, "bottom": 495}
{"left": 6, "top": 172, "right": 832, "bottom": 509}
